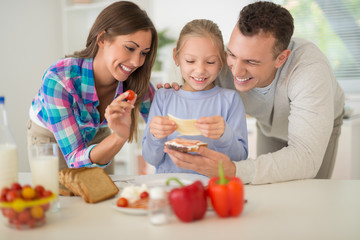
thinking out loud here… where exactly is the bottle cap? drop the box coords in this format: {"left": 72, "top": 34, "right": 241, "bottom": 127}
{"left": 0, "top": 96, "right": 4, "bottom": 104}
{"left": 149, "top": 187, "right": 166, "bottom": 200}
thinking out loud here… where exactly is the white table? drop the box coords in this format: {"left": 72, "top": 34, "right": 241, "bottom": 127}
{"left": 1, "top": 174, "right": 360, "bottom": 240}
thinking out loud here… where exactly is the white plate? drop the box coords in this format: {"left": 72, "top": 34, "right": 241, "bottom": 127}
{"left": 112, "top": 200, "right": 147, "bottom": 216}
{"left": 111, "top": 173, "right": 209, "bottom": 215}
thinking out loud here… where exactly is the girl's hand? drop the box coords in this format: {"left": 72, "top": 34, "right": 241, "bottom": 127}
{"left": 195, "top": 116, "right": 225, "bottom": 139}
{"left": 149, "top": 116, "right": 177, "bottom": 139}
{"left": 105, "top": 91, "right": 136, "bottom": 140}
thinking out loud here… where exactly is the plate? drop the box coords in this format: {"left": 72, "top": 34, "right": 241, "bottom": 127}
{"left": 111, "top": 173, "right": 209, "bottom": 215}
{"left": 112, "top": 200, "right": 147, "bottom": 216}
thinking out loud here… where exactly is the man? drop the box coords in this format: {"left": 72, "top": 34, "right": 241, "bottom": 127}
{"left": 163, "top": 1, "right": 345, "bottom": 184}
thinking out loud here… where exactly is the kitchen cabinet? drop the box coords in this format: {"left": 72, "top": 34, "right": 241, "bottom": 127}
{"left": 61, "top": 0, "right": 149, "bottom": 55}
{"left": 246, "top": 117, "right": 257, "bottom": 159}
{"left": 332, "top": 115, "right": 360, "bottom": 180}
{"left": 61, "top": 0, "right": 111, "bottom": 55}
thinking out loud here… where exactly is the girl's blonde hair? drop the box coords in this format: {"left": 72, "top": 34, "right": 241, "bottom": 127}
{"left": 67, "top": 1, "right": 158, "bottom": 142}
{"left": 174, "top": 19, "right": 226, "bottom": 69}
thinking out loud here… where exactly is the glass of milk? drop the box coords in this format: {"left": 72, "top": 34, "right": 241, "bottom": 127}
{"left": 29, "top": 143, "right": 59, "bottom": 212}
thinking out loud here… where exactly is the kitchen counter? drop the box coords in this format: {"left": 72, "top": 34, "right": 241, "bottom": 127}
{"left": 1, "top": 173, "right": 360, "bottom": 240}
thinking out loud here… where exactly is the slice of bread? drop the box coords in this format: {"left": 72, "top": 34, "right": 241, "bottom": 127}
{"left": 59, "top": 182, "right": 74, "bottom": 196}
{"left": 75, "top": 168, "right": 119, "bottom": 203}
{"left": 64, "top": 168, "right": 87, "bottom": 198}
{"left": 58, "top": 167, "right": 119, "bottom": 203}
{"left": 164, "top": 138, "right": 208, "bottom": 153}
{"left": 59, "top": 168, "right": 75, "bottom": 196}
{"left": 68, "top": 168, "right": 89, "bottom": 201}
{"left": 58, "top": 168, "right": 71, "bottom": 186}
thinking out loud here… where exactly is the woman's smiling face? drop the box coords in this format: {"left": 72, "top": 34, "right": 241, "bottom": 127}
{"left": 101, "top": 30, "right": 152, "bottom": 82}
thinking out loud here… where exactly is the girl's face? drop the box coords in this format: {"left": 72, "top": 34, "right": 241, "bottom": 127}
{"left": 174, "top": 36, "right": 222, "bottom": 92}
{"left": 99, "top": 30, "right": 152, "bottom": 83}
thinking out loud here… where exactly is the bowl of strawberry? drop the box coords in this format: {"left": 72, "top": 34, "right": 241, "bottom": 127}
{"left": 0, "top": 182, "right": 56, "bottom": 230}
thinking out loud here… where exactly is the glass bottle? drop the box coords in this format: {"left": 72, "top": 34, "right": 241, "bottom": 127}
{"left": 148, "top": 187, "right": 170, "bottom": 225}
{"left": 0, "top": 96, "right": 18, "bottom": 190}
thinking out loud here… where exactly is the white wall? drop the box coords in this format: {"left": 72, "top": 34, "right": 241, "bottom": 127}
{"left": 148, "top": 0, "right": 251, "bottom": 84}
{"left": 0, "top": 0, "right": 62, "bottom": 171}
{"left": 0, "top": 0, "right": 248, "bottom": 172}
{"left": 150, "top": 0, "right": 249, "bottom": 42}
{"left": 1, "top": 0, "right": 359, "bottom": 175}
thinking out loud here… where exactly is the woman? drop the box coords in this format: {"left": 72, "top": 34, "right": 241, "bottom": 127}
{"left": 27, "top": 1, "right": 157, "bottom": 174}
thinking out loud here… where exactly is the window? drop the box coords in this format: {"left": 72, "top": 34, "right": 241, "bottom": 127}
{"left": 274, "top": 0, "right": 360, "bottom": 93}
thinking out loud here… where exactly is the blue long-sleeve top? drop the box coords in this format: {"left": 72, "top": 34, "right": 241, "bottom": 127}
{"left": 142, "top": 86, "right": 248, "bottom": 174}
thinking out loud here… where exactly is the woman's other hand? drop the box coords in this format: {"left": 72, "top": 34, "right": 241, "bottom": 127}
{"left": 149, "top": 116, "right": 177, "bottom": 139}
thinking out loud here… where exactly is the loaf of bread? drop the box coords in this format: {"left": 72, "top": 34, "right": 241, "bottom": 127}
{"left": 58, "top": 167, "right": 119, "bottom": 203}
{"left": 164, "top": 138, "right": 208, "bottom": 153}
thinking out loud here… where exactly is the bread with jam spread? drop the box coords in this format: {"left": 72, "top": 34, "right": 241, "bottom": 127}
{"left": 164, "top": 138, "right": 208, "bottom": 153}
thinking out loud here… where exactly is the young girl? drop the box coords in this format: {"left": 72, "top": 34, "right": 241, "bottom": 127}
{"left": 27, "top": 1, "right": 157, "bottom": 174}
{"left": 142, "top": 19, "right": 248, "bottom": 175}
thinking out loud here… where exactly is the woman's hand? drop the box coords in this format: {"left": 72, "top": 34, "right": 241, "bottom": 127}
{"left": 105, "top": 91, "right": 136, "bottom": 140}
{"left": 195, "top": 116, "right": 225, "bottom": 139}
{"left": 164, "top": 146, "right": 236, "bottom": 178}
{"left": 149, "top": 116, "right": 177, "bottom": 139}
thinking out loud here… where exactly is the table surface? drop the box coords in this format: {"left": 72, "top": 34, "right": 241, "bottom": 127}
{"left": 1, "top": 173, "right": 360, "bottom": 240}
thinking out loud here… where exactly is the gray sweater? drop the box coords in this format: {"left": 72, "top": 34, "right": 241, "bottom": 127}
{"left": 218, "top": 38, "right": 344, "bottom": 184}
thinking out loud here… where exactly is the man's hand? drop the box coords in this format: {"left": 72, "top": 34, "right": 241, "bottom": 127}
{"left": 164, "top": 146, "right": 236, "bottom": 178}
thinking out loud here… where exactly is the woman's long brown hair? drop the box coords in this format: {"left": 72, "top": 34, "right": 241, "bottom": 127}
{"left": 68, "top": 1, "right": 158, "bottom": 142}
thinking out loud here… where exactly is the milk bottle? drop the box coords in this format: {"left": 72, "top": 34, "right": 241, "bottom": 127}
{"left": 0, "top": 96, "right": 18, "bottom": 190}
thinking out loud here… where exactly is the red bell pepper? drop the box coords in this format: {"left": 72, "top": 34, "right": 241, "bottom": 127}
{"left": 208, "top": 162, "right": 244, "bottom": 218}
{"left": 166, "top": 177, "right": 207, "bottom": 222}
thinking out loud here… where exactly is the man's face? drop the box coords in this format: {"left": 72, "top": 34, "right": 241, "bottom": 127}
{"left": 226, "top": 26, "right": 288, "bottom": 92}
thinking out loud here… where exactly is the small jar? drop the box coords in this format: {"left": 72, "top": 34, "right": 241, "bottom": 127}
{"left": 148, "top": 187, "right": 170, "bottom": 225}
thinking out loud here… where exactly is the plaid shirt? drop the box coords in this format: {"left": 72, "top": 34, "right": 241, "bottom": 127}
{"left": 31, "top": 57, "right": 154, "bottom": 168}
